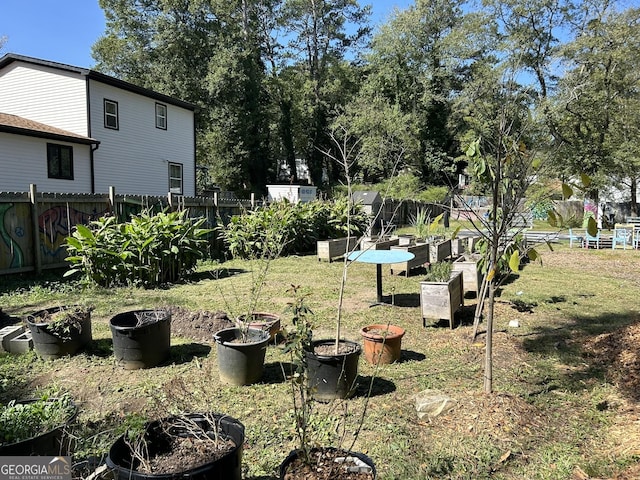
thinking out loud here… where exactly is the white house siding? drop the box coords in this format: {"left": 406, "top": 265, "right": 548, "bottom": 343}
{"left": 88, "top": 80, "right": 195, "bottom": 196}
{"left": 0, "top": 132, "right": 92, "bottom": 193}
{"left": 0, "top": 62, "right": 88, "bottom": 136}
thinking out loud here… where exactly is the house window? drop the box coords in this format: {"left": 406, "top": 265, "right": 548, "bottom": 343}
{"left": 47, "top": 143, "right": 74, "bottom": 180}
{"left": 155, "top": 103, "right": 167, "bottom": 130}
{"left": 104, "top": 99, "right": 119, "bottom": 129}
{"left": 169, "top": 162, "right": 183, "bottom": 194}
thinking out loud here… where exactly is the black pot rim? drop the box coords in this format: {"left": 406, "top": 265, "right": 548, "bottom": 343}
{"left": 279, "top": 447, "right": 376, "bottom": 479}
{"left": 109, "top": 309, "right": 171, "bottom": 330}
{"left": 27, "top": 305, "right": 91, "bottom": 327}
{"left": 308, "top": 339, "right": 361, "bottom": 359}
{"left": 106, "top": 412, "right": 244, "bottom": 478}
{"left": 214, "top": 327, "right": 270, "bottom": 346}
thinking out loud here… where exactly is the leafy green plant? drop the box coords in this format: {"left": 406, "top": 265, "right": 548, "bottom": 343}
{"left": 411, "top": 208, "right": 431, "bottom": 239}
{"left": 282, "top": 285, "right": 315, "bottom": 464}
{"left": 423, "top": 261, "right": 453, "bottom": 282}
{"left": 219, "top": 199, "right": 369, "bottom": 260}
{"left": 0, "top": 394, "right": 75, "bottom": 446}
{"left": 34, "top": 305, "right": 91, "bottom": 341}
{"left": 64, "top": 209, "right": 212, "bottom": 287}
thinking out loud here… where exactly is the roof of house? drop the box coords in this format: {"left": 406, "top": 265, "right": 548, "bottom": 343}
{"left": 0, "top": 53, "right": 197, "bottom": 111}
{"left": 0, "top": 112, "right": 100, "bottom": 145}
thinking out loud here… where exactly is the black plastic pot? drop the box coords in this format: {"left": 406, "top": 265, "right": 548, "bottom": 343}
{"left": 279, "top": 447, "right": 376, "bottom": 479}
{"left": 110, "top": 310, "right": 171, "bottom": 370}
{"left": 214, "top": 327, "right": 270, "bottom": 386}
{"left": 106, "top": 413, "right": 244, "bottom": 480}
{"left": 0, "top": 398, "right": 77, "bottom": 456}
{"left": 306, "top": 339, "right": 361, "bottom": 401}
{"left": 27, "top": 306, "right": 92, "bottom": 360}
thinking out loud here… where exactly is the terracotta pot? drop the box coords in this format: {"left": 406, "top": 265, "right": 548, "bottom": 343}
{"left": 360, "top": 324, "right": 405, "bottom": 365}
{"left": 237, "top": 312, "right": 281, "bottom": 343}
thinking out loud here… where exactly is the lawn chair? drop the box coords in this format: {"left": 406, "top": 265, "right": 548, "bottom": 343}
{"left": 582, "top": 230, "right": 600, "bottom": 249}
{"left": 634, "top": 226, "right": 640, "bottom": 249}
{"left": 612, "top": 227, "right": 631, "bottom": 250}
{"left": 568, "top": 228, "right": 583, "bottom": 248}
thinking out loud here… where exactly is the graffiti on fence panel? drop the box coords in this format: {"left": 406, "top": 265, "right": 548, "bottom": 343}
{"left": 39, "top": 205, "right": 107, "bottom": 259}
{"left": 0, "top": 203, "right": 26, "bottom": 269}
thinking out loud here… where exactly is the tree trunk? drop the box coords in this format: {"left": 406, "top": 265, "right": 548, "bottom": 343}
{"left": 484, "top": 279, "right": 495, "bottom": 393}
{"left": 631, "top": 177, "right": 638, "bottom": 217}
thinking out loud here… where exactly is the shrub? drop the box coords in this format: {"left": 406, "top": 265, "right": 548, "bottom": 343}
{"left": 423, "top": 261, "right": 453, "bottom": 282}
{"left": 220, "top": 199, "right": 369, "bottom": 259}
{"left": 65, "top": 209, "right": 212, "bottom": 287}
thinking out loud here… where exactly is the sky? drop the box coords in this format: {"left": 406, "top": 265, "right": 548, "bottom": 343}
{"left": 0, "top": 1, "right": 414, "bottom": 69}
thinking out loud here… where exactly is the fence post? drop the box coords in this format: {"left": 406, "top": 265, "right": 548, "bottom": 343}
{"left": 29, "top": 184, "right": 42, "bottom": 274}
{"left": 251, "top": 193, "right": 255, "bottom": 209}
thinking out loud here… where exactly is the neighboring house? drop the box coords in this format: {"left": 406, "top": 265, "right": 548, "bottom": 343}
{"left": 0, "top": 53, "right": 196, "bottom": 196}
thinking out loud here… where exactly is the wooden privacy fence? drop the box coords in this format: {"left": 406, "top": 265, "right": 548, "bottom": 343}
{"left": 0, "top": 185, "right": 262, "bottom": 275}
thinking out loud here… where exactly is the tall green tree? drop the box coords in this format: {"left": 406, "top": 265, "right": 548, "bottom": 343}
{"left": 278, "top": 0, "right": 370, "bottom": 187}
{"left": 550, "top": 6, "right": 640, "bottom": 209}
{"left": 93, "top": 0, "right": 273, "bottom": 193}
{"left": 352, "top": 0, "right": 470, "bottom": 186}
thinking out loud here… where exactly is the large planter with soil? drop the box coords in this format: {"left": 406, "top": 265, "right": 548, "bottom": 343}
{"left": 110, "top": 309, "right": 171, "bottom": 370}
{"left": 279, "top": 447, "right": 376, "bottom": 479}
{"left": 106, "top": 413, "right": 244, "bottom": 480}
{"left": 306, "top": 339, "right": 361, "bottom": 401}
{"left": 317, "top": 237, "right": 359, "bottom": 262}
{"left": 27, "top": 306, "right": 92, "bottom": 360}
{"left": 451, "top": 255, "right": 484, "bottom": 296}
{"left": 214, "top": 327, "right": 270, "bottom": 385}
{"left": 420, "top": 270, "right": 464, "bottom": 329}
{"left": 360, "top": 324, "right": 405, "bottom": 365}
{"left": 236, "top": 312, "right": 281, "bottom": 343}
{"left": 0, "top": 396, "right": 77, "bottom": 456}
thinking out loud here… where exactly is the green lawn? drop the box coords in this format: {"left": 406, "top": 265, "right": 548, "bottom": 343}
{"left": 1, "top": 244, "right": 639, "bottom": 479}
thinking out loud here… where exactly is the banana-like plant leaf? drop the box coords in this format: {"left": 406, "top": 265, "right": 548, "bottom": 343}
{"left": 509, "top": 250, "right": 520, "bottom": 272}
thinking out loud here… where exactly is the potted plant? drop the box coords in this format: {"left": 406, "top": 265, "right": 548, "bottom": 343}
{"left": 26, "top": 305, "right": 93, "bottom": 360}
{"left": 110, "top": 309, "right": 171, "bottom": 370}
{"left": 280, "top": 285, "right": 375, "bottom": 479}
{"left": 359, "top": 324, "right": 405, "bottom": 365}
{"left": 0, "top": 393, "right": 77, "bottom": 455}
{"left": 214, "top": 204, "right": 290, "bottom": 385}
{"left": 419, "top": 261, "right": 464, "bottom": 329}
{"left": 106, "top": 412, "right": 245, "bottom": 480}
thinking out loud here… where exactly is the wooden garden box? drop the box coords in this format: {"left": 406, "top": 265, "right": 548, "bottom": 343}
{"left": 451, "top": 255, "right": 484, "bottom": 296}
{"left": 451, "top": 237, "right": 466, "bottom": 256}
{"left": 389, "top": 242, "right": 430, "bottom": 277}
{"left": 467, "top": 235, "right": 481, "bottom": 253}
{"left": 419, "top": 271, "right": 464, "bottom": 329}
{"left": 317, "top": 237, "right": 358, "bottom": 262}
{"left": 360, "top": 236, "right": 399, "bottom": 251}
{"left": 429, "top": 239, "right": 452, "bottom": 262}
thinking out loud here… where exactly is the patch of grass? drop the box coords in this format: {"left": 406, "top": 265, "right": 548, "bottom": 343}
{"left": 0, "top": 245, "right": 639, "bottom": 478}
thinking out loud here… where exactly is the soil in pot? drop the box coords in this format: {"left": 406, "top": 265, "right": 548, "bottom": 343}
{"left": 110, "top": 309, "right": 171, "bottom": 370}
{"left": 306, "top": 340, "right": 361, "bottom": 401}
{"left": 360, "top": 324, "right": 405, "bottom": 365}
{"left": 27, "top": 306, "right": 92, "bottom": 360}
{"left": 107, "top": 413, "right": 244, "bottom": 480}
{"left": 280, "top": 447, "right": 375, "bottom": 480}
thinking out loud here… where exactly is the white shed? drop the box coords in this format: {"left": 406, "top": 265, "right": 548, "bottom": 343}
{"left": 267, "top": 185, "right": 317, "bottom": 203}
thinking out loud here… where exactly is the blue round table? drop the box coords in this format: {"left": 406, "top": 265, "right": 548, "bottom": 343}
{"left": 348, "top": 250, "right": 415, "bottom": 305}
